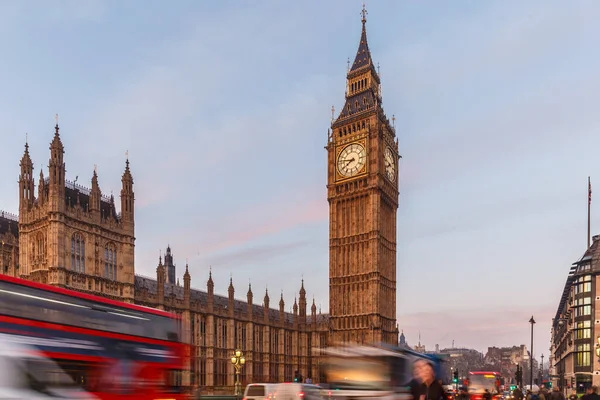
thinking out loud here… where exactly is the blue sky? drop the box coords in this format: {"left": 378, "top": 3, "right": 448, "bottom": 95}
{"left": 1, "top": 0, "right": 599, "bottom": 355}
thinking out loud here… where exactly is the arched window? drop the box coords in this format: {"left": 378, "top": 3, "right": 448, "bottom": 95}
{"left": 104, "top": 243, "right": 117, "bottom": 280}
{"left": 35, "top": 233, "right": 46, "bottom": 261}
{"left": 71, "top": 233, "right": 85, "bottom": 273}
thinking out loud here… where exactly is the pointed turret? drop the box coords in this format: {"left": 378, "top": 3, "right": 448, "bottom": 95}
{"left": 332, "top": 4, "right": 386, "bottom": 128}
{"left": 247, "top": 282, "right": 253, "bottom": 304}
{"left": 48, "top": 119, "right": 66, "bottom": 208}
{"left": 399, "top": 330, "right": 406, "bottom": 346}
{"left": 247, "top": 282, "right": 253, "bottom": 317}
{"left": 183, "top": 260, "right": 192, "bottom": 309}
{"left": 264, "top": 287, "right": 270, "bottom": 308}
{"left": 207, "top": 268, "right": 214, "bottom": 312}
{"left": 293, "top": 297, "right": 298, "bottom": 327}
{"left": 109, "top": 193, "right": 116, "bottom": 218}
{"left": 299, "top": 279, "right": 307, "bottom": 322}
{"left": 164, "top": 245, "right": 176, "bottom": 285}
{"left": 350, "top": 5, "right": 373, "bottom": 72}
{"left": 120, "top": 155, "right": 135, "bottom": 228}
{"left": 228, "top": 275, "right": 235, "bottom": 299}
{"left": 183, "top": 262, "right": 191, "bottom": 302}
{"left": 19, "top": 141, "right": 35, "bottom": 211}
{"left": 293, "top": 297, "right": 298, "bottom": 315}
{"left": 38, "top": 170, "right": 46, "bottom": 205}
{"left": 207, "top": 268, "right": 214, "bottom": 296}
{"left": 279, "top": 291, "right": 285, "bottom": 325}
{"left": 263, "top": 287, "right": 270, "bottom": 322}
{"left": 183, "top": 262, "right": 191, "bottom": 287}
{"left": 50, "top": 120, "right": 64, "bottom": 154}
{"left": 156, "top": 254, "right": 165, "bottom": 308}
{"left": 311, "top": 297, "right": 317, "bottom": 325}
{"left": 227, "top": 275, "right": 235, "bottom": 317}
{"left": 89, "top": 167, "right": 101, "bottom": 219}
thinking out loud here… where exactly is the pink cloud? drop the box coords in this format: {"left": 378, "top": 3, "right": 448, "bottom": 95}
{"left": 202, "top": 195, "right": 327, "bottom": 254}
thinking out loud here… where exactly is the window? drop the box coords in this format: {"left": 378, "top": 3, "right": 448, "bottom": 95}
{"left": 576, "top": 321, "right": 591, "bottom": 339}
{"left": 104, "top": 243, "right": 117, "bottom": 280}
{"left": 576, "top": 344, "right": 591, "bottom": 367}
{"left": 584, "top": 282, "right": 592, "bottom": 292}
{"left": 71, "top": 233, "right": 85, "bottom": 273}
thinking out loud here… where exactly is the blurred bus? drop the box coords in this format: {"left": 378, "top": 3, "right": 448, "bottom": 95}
{"left": 467, "top": 371, "right": 501, "bottom": 400}
{"left": 0, "top": 274, "right": 188, "bottom": 399}
{"left": 317, "top": 345, "right": 412, "bottom": 400}
{"left": 378, "top": 345, "right": 449, "bottom": 385}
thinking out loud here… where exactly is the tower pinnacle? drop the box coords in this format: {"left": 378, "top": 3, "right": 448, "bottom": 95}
{"left": 361, "top": 2, "right": 368, "bottom": 25}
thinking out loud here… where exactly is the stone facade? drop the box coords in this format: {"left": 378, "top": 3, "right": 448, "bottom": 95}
{"left": 135, "top": 248, "right": 330, "bottom": 393}
{"left": 14, "top": 123, "right": 135, "bottom": 301}
{"left": 551, "top": 235, "right": 600, "bottom": 393}
{"left": 0, "top": 210, "right": 19, "bottom": 276}
{"left": 3, "top": 126, "right": 331, "bottom": 393}
{"left": 326, "top": 10, "right": 399, "bottom": 345}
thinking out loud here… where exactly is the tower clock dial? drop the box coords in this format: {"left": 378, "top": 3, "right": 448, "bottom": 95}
{"left": 337, "top": 143, "right": 367, "bottom": 178}
{"left": 384, "top": 146, "right": 396, "bottom": 182}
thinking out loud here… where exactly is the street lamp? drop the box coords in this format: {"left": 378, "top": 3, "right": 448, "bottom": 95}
{"left": 529, "top": 316, "right": 536, "bottom": 390}
{"left": 595, "top": 336, "right": 600, "bottom": 358}
{"left": 231, "top": 349, "right": 246, "bottom": 397}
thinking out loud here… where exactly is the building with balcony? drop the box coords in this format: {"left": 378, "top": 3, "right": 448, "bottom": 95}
{"left": 551, "top": 235, "right": 600, "bottom": 393}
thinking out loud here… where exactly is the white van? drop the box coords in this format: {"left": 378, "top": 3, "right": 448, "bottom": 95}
{"left": 0, "top": 333, "right": 97, "bottom": 399}
{"left": 244, "top": 383, "right": 278, "bottom": 400}
{"left": 274, "top": 383, "right": 324, "bottom": 400}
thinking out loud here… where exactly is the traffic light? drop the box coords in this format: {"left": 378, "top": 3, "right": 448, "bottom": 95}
{"left": 453, "top": 370, "right": 459, "bottom": 383}
{"left": 294, "top": 370, "right": 302, "bottom": 383}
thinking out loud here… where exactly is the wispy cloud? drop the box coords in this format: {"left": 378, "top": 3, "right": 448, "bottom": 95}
{"left": 195, "top": 193, "right": 327, "bottom": 254}
{"left": 205, "top": 241, "right": 310, "bottom": 270}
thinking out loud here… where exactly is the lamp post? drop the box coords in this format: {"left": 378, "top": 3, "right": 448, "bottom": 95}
{"left": 540, "top": 354, "right": 544, "bottom": 384}
{"left": 529, "top": 316, "right": 536, "bottom": 390}
{"left": 231, "top": 349, "right": 246, "bottom": 397}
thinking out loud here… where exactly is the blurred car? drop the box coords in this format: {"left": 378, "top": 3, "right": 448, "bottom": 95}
{"left": 0, "top": 333, "right": 98, "bottom": 399}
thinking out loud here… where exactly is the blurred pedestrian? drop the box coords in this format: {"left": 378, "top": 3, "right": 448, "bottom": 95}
{"left": 549, "top": 386, "right": 565, "bottom": 400}
{"left": 411, "top": 359, "right": 448, "bottom": 400}
{"left": 456, "top": 387, "right": 469, "bottom": 400}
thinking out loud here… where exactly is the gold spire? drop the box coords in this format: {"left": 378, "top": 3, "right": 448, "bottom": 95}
{"left": 361, "top": 2, "right": 368, "bottom": 25}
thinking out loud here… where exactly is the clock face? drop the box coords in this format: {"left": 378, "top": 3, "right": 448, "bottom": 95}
{"left": 337, "top": 143, "right": 367, "bottom": 178}
{"left": 384, "top": 146, "right": 396, "bottom": 182}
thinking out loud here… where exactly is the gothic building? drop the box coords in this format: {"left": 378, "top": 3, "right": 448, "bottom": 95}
{"left": 326, "top": 7, "right": 400, "bottom": 345}
{"left": 135, "top": 250, "right": 330, "bottom": 393}
{"left": 0, "top": 5, "right": 398, "bottom": 395}
{"left": 15, "top": 122, "right": 135, "bottom": 301}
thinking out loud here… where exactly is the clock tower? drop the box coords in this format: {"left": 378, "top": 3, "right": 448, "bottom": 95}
{"left": 326, "top": 6, "right": 400, "bottom": 346}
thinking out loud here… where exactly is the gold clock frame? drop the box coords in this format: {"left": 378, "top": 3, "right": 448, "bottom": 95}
{"left": 384, "top": 145, "right": 396, "bottom": 183}
{"left": 335, "top": 139, "right": 368, "bottom": 182}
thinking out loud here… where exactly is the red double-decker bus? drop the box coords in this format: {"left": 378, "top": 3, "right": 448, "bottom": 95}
{"left": 467, "top": 371, "right": 501, "bottom": 400}
{"left": 0, "top": 274, "right": 189, "bottom": 399}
